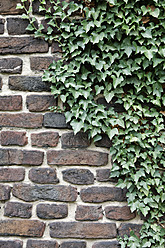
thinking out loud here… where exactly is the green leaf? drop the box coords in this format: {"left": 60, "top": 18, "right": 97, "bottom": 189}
{"left": 108, "top": 128, "right": 118, "bottom": 139}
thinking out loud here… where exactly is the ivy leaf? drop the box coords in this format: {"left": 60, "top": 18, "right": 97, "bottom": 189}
{"left": 108, "top": 128, "right": 119, "bottom": 139}
{"left": 104, "top": 91, "right": 114, "bottom": 103}
{"left": 150, "top": 8, "right": 160, "bottom": 18}
{"left": 71, "top": 119, "right": 84, "bottom": 134}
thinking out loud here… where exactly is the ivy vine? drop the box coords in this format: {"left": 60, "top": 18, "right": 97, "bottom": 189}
{"left": 17, "top": 0, "right": 165, "bottom": 247}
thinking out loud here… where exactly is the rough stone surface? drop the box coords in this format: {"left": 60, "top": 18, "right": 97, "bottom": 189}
{"left": 26, "top": 240, "right": 59, "bottom": 248}
{"left": 118, "top": 223, "right": 143, "bottom": 238}
{"left": 96, "top": 169, "right": 117, "bottom": 183}
{"left": 0, "top": 58, "right": 22, "bottom": 74}
{"left": 0, "top": 168, "right": 25, "bottom": 182}
{"left": 61, "top": 132, "right": 91, "bottom": 149}
{"left": 80, "top": 187, "right": 127, "bottom": 203}
{"left": 37, "top": 203, "right": 68, "bottom": 219}
{"left": 12, "top": 184, "right": 77, "bottom": 202}
{"left": 26, "top": 95, "right": 57, "bottom": 112}
{"left": 95, "top": 134, "right": 112, "bottom": 148}
{"left": 51, "top": 41, "right": 62, "bottom": 53}
{"left": 0, "top": 149, "right": 44, "bottom": 166}
{"left": 44, "top": 113, "right": 71, "bottom": 129}
{"left": 92, "top": 241, "right": 119, "bottom": 248}
{"left": 49, "top": 222, "right": 117, "bottom": 239}
{"left": 30, "top": 56, "right": 54, "bottom": 71}
{"left": 0, "top": 96, "right": 22, "bottom": 111}
{"left": 60, "top": 241, "right": 86, "bottom": 248}
{"left": 105, "top": 206, "right": 136, "bottom": 221}
{"left": 0, "top": 113, "right": 43, "bottom": 128}
{"left": 0, "top": 220, "right": 45, "bottom": 237}
{"left": 75, "top": 205, "right": 103, "bottom": 221}
{"left": 0, "top": 0, "right": 28, "bottom": 15}
{"left": 0, "top": 18, "right": 4, "bottom": 34}
{"left": 9, "top": 76, "right": 50, "bottom": 92}
{"left": 29, "top": 168, "right": 59, "bottom": 184}
{"left": 4, "top": 202, "right": 32, "bottom": 218}
{"left": 31, "top": 132, "right": 59, "bottom": 147}
{"left": 62, "top": 169, "right": 94, "bottom": 185}
{"left": 47, "top": 150, "right": 108, "bottom": 166}
{"left": 7, "top": 18, "right": 37, "bottom": 35}
{"left": 0, "top": 185, "right": 11, "bottom": 201}
{"left": 0, "top": 37, "right": 48, "bottom": 54}
{"left": 0, "top": 240, "right": 23, "bottom": 248}
{"left": 1, "top": 131, "right": 27, "bottom": 146}
{"left": 0, "top": 77, "right": 2, "bottom": 89}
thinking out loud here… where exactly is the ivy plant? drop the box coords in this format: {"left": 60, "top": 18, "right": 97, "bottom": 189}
{"left": 17, "top": 0, "right": 165, "bottom": 247}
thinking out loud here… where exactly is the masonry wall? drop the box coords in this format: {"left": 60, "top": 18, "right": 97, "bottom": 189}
{"left": 0, "top": 1, "right": 143, "bottom": 247}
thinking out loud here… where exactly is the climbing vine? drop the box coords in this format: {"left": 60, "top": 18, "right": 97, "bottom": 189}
{"left": 17, "top": 0, "right": 165, "bottom": 247}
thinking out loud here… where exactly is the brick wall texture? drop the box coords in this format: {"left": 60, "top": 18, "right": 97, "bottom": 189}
{"left": 0, "top": 1, "right": 142, "bottom": 247}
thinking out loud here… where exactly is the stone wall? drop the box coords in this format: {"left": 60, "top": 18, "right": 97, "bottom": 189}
{"left": 0, "top": 0, "right": 142, "bottom": 247}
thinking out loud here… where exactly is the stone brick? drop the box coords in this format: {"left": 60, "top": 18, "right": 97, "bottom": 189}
{"left": 9, "top": 76, "right": 50, "bottom": 92}
{"left": 41, "top": 19, "right": 60, "bottom": 35}
{"left": 4, "top": 202, "right": 32, "bottom": 218}
{"left": 47, "top": 150, "right": 108, "bottom": 166}
{"left": 0, "top": 0, "right": 29, "bottom": 15}
{"left": 95, "top": 134, "right": 112, "bottom": 148}
{"left": 32, "top": 0, "right": 52, "bottom": 14}
{"left": 29, "top": 168, "right": 59, "bottom": 184}
{"left": 62, "top": 169, "right": 94, "bottom": 185}
{"left": 26, "top": 95, "right": 57, "bottom": 112}
{"left": 27, "top": 240, "right": 59, "bottom": 248}
{"left": 0, "top": 220, "right": 45, "bottom": 237}
{"left": 37, "top": 203, "right": 68, "bottom": 219}
{"left": 105, "top": 206, "right": 136, "bottom": 221}
{"left": 61, "top": 241, "right": 86, "bottom": 248}
{"left": 0, "top": 185, "right": 11, "bottom": 201}
{"left": 118, "top": 223, "right": 142, "bottom": 238}
{"left": 1, "top": 131, "right": 27, "bottom": 146}
{"left": 97, "top": 97, "right": 124, "bottom": 113}
{"left": 31, "top": 132, "right": 59, "bottom": 147}
{"left": 0, "top": 149, "right": 44, "bottom": 166}
{"left": 0, "top": 58, "right": 22, "bottom": 74}
{"left": 44, "top": 113, "right": 71, "bottom": 129}
{"left": 0, "top": 240, "right": 23, "bottom": 248}
{"left": 92, "top": 241, "right": 119, "bottom": 248}
{"left": 30, "top": 56, "right": 54, "bottom": 71}
{"left": 0, "top": 113, "right": 43, "bottom": 128}
{"left": 7, "top": 18, "right": 37, "bottom": 35}
{"left": 0, "top": 77, "right": 2, "bottom": 90}
{"left": 80, "top": 187, "right": 127, "bottom": 203}
{"left": 0, "top": 18, "right": 5, "bottom": 34}
{"left": 0, "top": 96, "right": 22, "bottom": 111}
{"left": 13, "top": 184, "right": 77, "bottom": 202}
{"left": 96, "top": 169, "right": 117, "bottom": 183}
{"left": 75, "top": 205, "right": 103, "bottom": 221}
{"left": 61, "top": 132, "right": 90, "bottom": 149}
{"left": 0, "top": 168, "right": 25, "bottom": 182}
{"left": 0, "top": 37, "right": 48, "bottom": 54}
{"left": 49, "top": 222, "right": 117, "bottom": 239}
{"left": 52, "top": 41, "right": 62, "bottom": 53}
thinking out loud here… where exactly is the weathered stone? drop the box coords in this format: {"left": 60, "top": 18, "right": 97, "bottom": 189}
{"left": 0, "top": 18, "right": 4, "bottom": 34}
{"left": 13, "top": 184, "right": 77, "bottom": 202}
{"left": 44, "top": 113, "right": 71, "bottom": 129}
{"left": 0, "top": 77, "right": 2, "bottom": 89}
{"left": 26, "top": 240, "right": 59, "bottom": 248}
{"left": 7, "top": 18, "right": 37, "bottom": 35}
{"left": 26, "top": 95, "right": 57, "bottom": 112}
{"left": 9, "top": 76, "right": 50, "bottom": 92}
{"left": 47, "top": 150, "right": 108, "bottom": 166}
{"left": 0, "top": 113, "right": 43, "bottom": 128}
{"left": 0, "top": 37, "right": 48, "bottom": 54}
{"left": 62, "top": 169, "right": 94, "bottom": 185}
{"left": 50, "top": 222, "right": 117, "bottom": 239}
{"left": 29, "top": 168, "right": 59, "bottom": 184}
{"left": 0, "top": 168, "right": 25, "bottom": 182}
{"left": 0, "top": 185, "right": 11, "bottom": 201}
{"left": 1, "top": 131, "right": 27, "bottom": 146}
{"left": 80, "top": 187, "right": 127, "bottom": 203}
{"left": 105, "top": 206, "right": 136, "bottom": 221}
{"left": 61, "top": 132, "right": 91, "bottom": 149}
{"left": 92, "top": 241, "right": 119, "bottom": 248}
{"left": 95, "top": 134, "right": 112, "bottom": 148}
{"left": 96, "top": 169, "right": 117, "bottom": 183}
{"left": 0, "top": 58, "right": 22, "bottom": 74}
{"left": 61, "top": 241, "right": 86, "bottom": 248}
{"left": 31, "top": 132, "right": 59, "bottom": 147}
{"left": 37, "top": 203, "right": 68, "bottom": 219}
{"left": 0, "top": 96, "right": 22, "bottom": 111}
{"left": 30, "top": 56, "right": 54, "bottom": 71}
{"left": 0, "top": 220, "right": 45, "bottom": 237}
{"left": 4, "top": 202, "right": 32, "bottom": 218}
{"left": 75, "top": 205, "right": 103, "bottom": 221}
{"left": 0, "top": 0, "right": 29, "bottom": 15}
{"left": 118, "top": 223, "right": 142, "bottom": 238}
{"left": 0, "top": 240, "right": 23, "bottom": 248}
{"left": 0, "top": 149, "right": 44, "bottom": 165}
